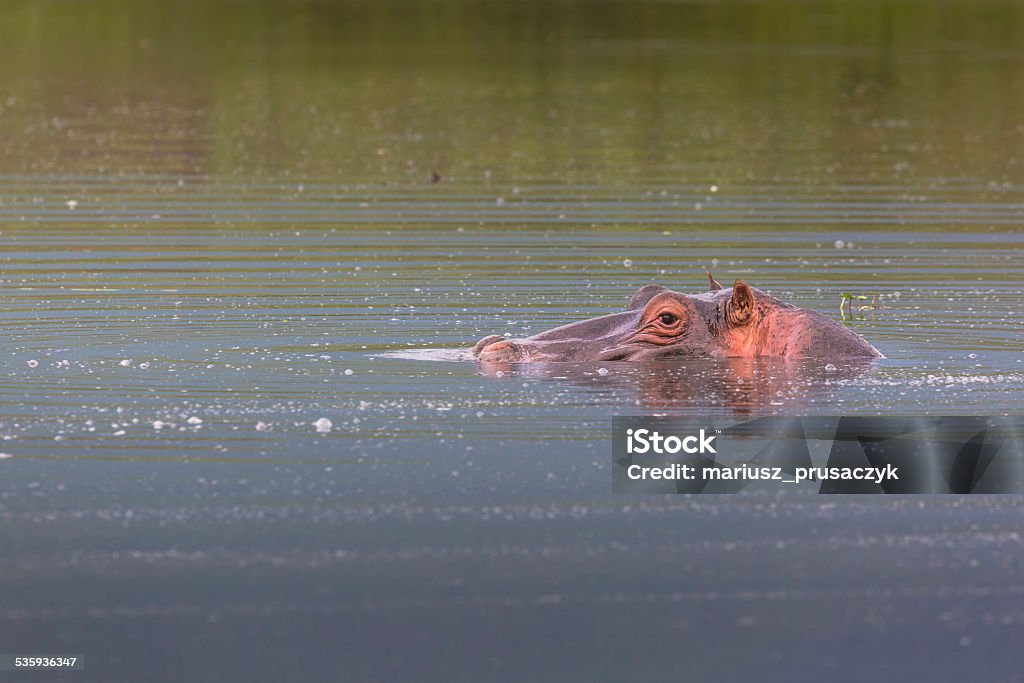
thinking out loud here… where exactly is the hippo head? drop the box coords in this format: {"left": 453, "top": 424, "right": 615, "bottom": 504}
{"left": 472, "top": 273, "right": 883, "bottom": 362}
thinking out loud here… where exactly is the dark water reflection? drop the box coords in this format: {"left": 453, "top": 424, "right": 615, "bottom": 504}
{"left": 473, "top": 356, "right": 880, "bottom": 414}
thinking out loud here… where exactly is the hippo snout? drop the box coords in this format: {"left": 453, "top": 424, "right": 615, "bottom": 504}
{"left": 472, "top": 335, "right": 528, "bottom": 362}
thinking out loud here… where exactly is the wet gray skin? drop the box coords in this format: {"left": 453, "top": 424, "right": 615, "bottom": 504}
{"left": 472, "top": 274, "right": 884, "bottom": 362}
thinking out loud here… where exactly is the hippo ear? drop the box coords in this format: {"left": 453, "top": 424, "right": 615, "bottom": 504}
{"left": 730, "top": 280, "right": 755, "bottom": 324}
{"left": 706, "top": 270, "right": 723, "bottom": 291}
{"left": 627, "top": 284, "right": 669, "bottom": 310}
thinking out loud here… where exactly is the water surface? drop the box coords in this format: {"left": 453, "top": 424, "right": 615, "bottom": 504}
{"left": 1, "top": 1, "right": 1024, "bottom": 681}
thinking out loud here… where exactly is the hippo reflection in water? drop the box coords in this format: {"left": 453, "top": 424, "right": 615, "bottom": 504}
{"left": 474, "top": 356, "right": 878, "bottom": 414}
{"left": 473, "top": 272, "right": 883, "bottom": 362}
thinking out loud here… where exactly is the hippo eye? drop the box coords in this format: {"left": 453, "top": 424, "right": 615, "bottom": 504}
{"left": 658, "top": 312, "right": 679, "bottom": 326}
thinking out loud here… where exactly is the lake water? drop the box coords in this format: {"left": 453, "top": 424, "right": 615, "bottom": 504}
{"left": 2, "top": 1, "right": 1024, "bottom": 681}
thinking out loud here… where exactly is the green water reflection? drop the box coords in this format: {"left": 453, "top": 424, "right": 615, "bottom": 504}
{"left": 0, "top": 0, "right": 1022, "bottom": 188}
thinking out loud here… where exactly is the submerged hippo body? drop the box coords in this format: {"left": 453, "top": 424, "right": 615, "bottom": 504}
{"left": 472, "top": 274, "right": 883, "bottom": 363}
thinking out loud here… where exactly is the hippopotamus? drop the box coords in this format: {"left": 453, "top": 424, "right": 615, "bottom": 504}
{"left": 472, "top": 272, "right": 883, "bottom": 362}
